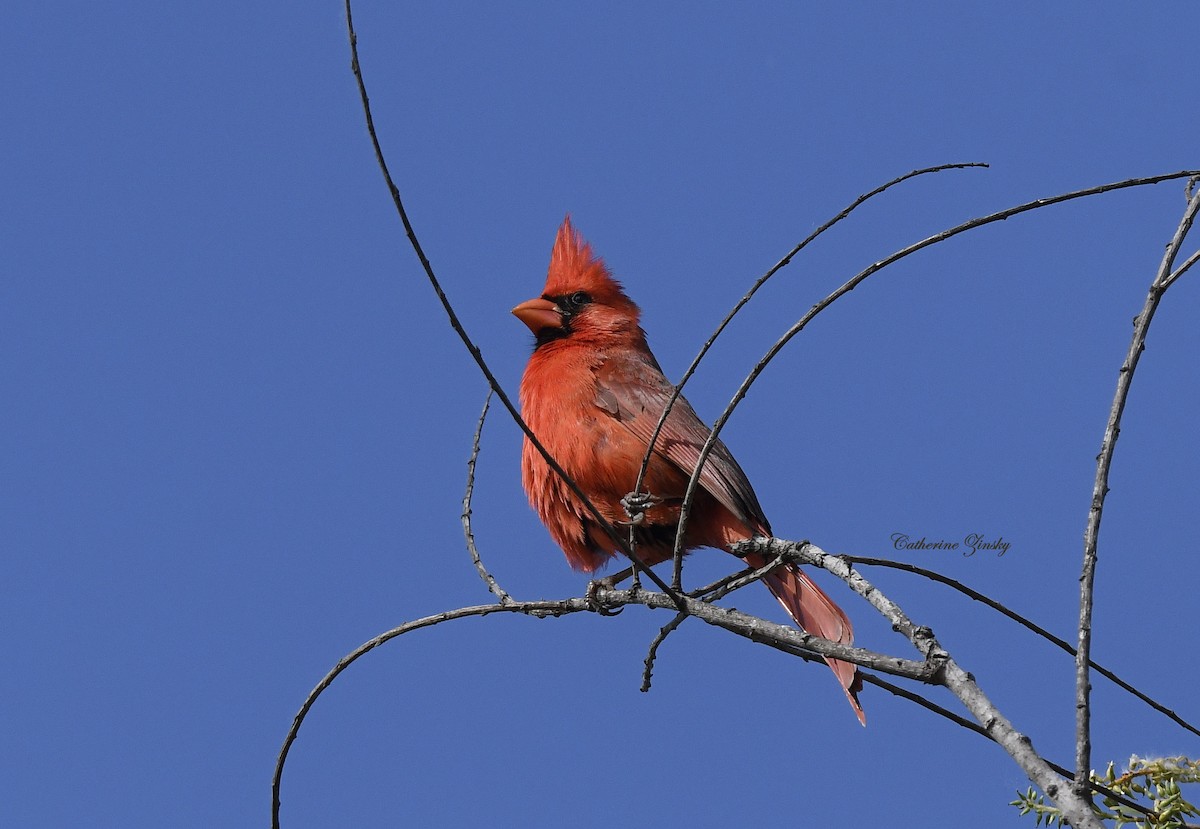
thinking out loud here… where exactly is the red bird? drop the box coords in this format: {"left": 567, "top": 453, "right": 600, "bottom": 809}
{"left": 513, "top": 217, "right": 864, "bottom": 724}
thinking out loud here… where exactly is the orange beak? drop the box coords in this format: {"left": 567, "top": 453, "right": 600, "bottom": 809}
{"left": 512, "top": 297, "right": 562, "bottom": 334}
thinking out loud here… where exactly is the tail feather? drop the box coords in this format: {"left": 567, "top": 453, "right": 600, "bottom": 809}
{"left": 746, "top": 554, "right": 865, "bottom": 725}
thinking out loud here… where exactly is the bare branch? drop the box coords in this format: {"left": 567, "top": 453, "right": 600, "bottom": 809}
{"left": 1163, "top": 246, "right": 1200, "bottom": 289}
{"left": 1074, "top": 176, "right": 1200, "bottom": 789}
{"left": 860, "top": 671, "right": 985, "bottom": 736}
{"left": 860, "top": 675, "right": 1157, "bottom": 821}
{"left": 595, "top": 582, "right": 935, "bottom": 681}
{"left": 272, "top": 598, "right": 592, "bottom": 829}
{"left": 270, "top": 578, "right": 1142, "bottom": 829}
{"left": 696, "top": 551, "right": 787, "bottom": 604}
{"left": 274, "top": 568, "right": 929, "bottom": 827}
{"left": 848, "top": 556, "right": 1200, "bottom": 738}
{"left": 735, "top": 537, "right": 1106, "bottom": 829}
{"left": 462, "top": 391, "right": 511, "bottom": 604}
{"left": 641, "top": 611, "right": 687, "bottom": 692}
{"left": 685, "top": 564, "right": 759, "bottom": 598}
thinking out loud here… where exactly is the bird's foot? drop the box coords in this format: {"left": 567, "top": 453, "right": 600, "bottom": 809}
{"left": 585, "top": 576, "right": 623, "bottom": 616}
{"left": 620, "top": 490, "right": 662, "bottom": 525}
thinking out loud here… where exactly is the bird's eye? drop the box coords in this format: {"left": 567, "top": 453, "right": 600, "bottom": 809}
{"left": 567, "top": 291, "right": 591, "bottom": 308}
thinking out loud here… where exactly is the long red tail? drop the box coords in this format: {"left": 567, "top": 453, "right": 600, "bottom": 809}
{"left": 745, "top": 553, "right": 865, "bottom": 725}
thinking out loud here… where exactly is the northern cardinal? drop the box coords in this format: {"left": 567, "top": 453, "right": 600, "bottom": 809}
{"left": 513, "top": 217, "right": 864, "bottom": 724}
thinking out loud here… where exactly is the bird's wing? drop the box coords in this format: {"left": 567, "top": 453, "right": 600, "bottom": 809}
{"left": 594, "top": 351, "right": 770, "bottom": 534}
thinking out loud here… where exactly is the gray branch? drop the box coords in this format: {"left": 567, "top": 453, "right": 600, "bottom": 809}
{"left": 1074, "top": 177, "right": 1200, "bottom": 791}
{"left": 734, "top": 537, "right": 1106, "bottom": 829}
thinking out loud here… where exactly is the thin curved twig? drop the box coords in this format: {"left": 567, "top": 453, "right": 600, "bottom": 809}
{"left": 845, "top": 556, "right": 1200, "bottom": 739}
{"left": 1162, "top": 246, "right": 1200, "bottom": 290}
{"left": 343, "top": 0, "right": 680, "bottom": 602}
{"left": 272, "top": 599, "right": 592, "bottom": 829}
{"left": 686, "top": 563, "right": 763, "bottom": 598}
{"left": 860, "top": 671, "right": 984, "bottom": 735}
{"left": 673, "top": 169, "right": 1200, "bottom": 564}
{"left": 697, "top": 551, "right": 786, "bottom": 604}
{"left": 462, "top": 390, "right": 511, "bottom": 603}
{"left": 1074, "top": 176, "right": 1200, "bottom": 788}
{"left": 641, "top": 611, "right": 688, "bottom": 692}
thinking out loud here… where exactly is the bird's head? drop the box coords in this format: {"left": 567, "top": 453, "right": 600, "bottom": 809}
{"left": 513, "top": 216, "right": 643, "bottom": 348}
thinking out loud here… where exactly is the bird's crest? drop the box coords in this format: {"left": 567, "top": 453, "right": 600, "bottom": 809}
{"left": 544, "top": 216, "right": 636, "bottom": 314}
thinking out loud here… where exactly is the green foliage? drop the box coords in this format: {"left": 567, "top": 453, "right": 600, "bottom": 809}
{"left": 1012, "top": 756, "right": 1200, "bottom": 828}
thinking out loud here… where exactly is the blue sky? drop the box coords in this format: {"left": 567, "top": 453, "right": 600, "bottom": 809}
{"left": 4, "top": 3, "right": 1198, "bottom": 827}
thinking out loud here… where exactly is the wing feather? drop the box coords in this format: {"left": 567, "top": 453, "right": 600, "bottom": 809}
{"left": 594, "top": 352, "right": 770, "bottom": 534}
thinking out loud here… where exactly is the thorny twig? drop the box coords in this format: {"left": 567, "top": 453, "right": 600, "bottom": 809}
{"left": 1074, "top": 176, "right": 1200, "bottom": 791}
{"left": 462, "top": 390, "right": 511, "bottom": 604}
{"left": 641, "top": 611, "right": 688, "bottom": 692}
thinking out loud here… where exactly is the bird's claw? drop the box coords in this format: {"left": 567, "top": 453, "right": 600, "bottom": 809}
{"left": 620, "top": 491, "right": 662, "bottom": 525}
{"left": 586, "top": 577, "right": 623, "bottom": 616}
